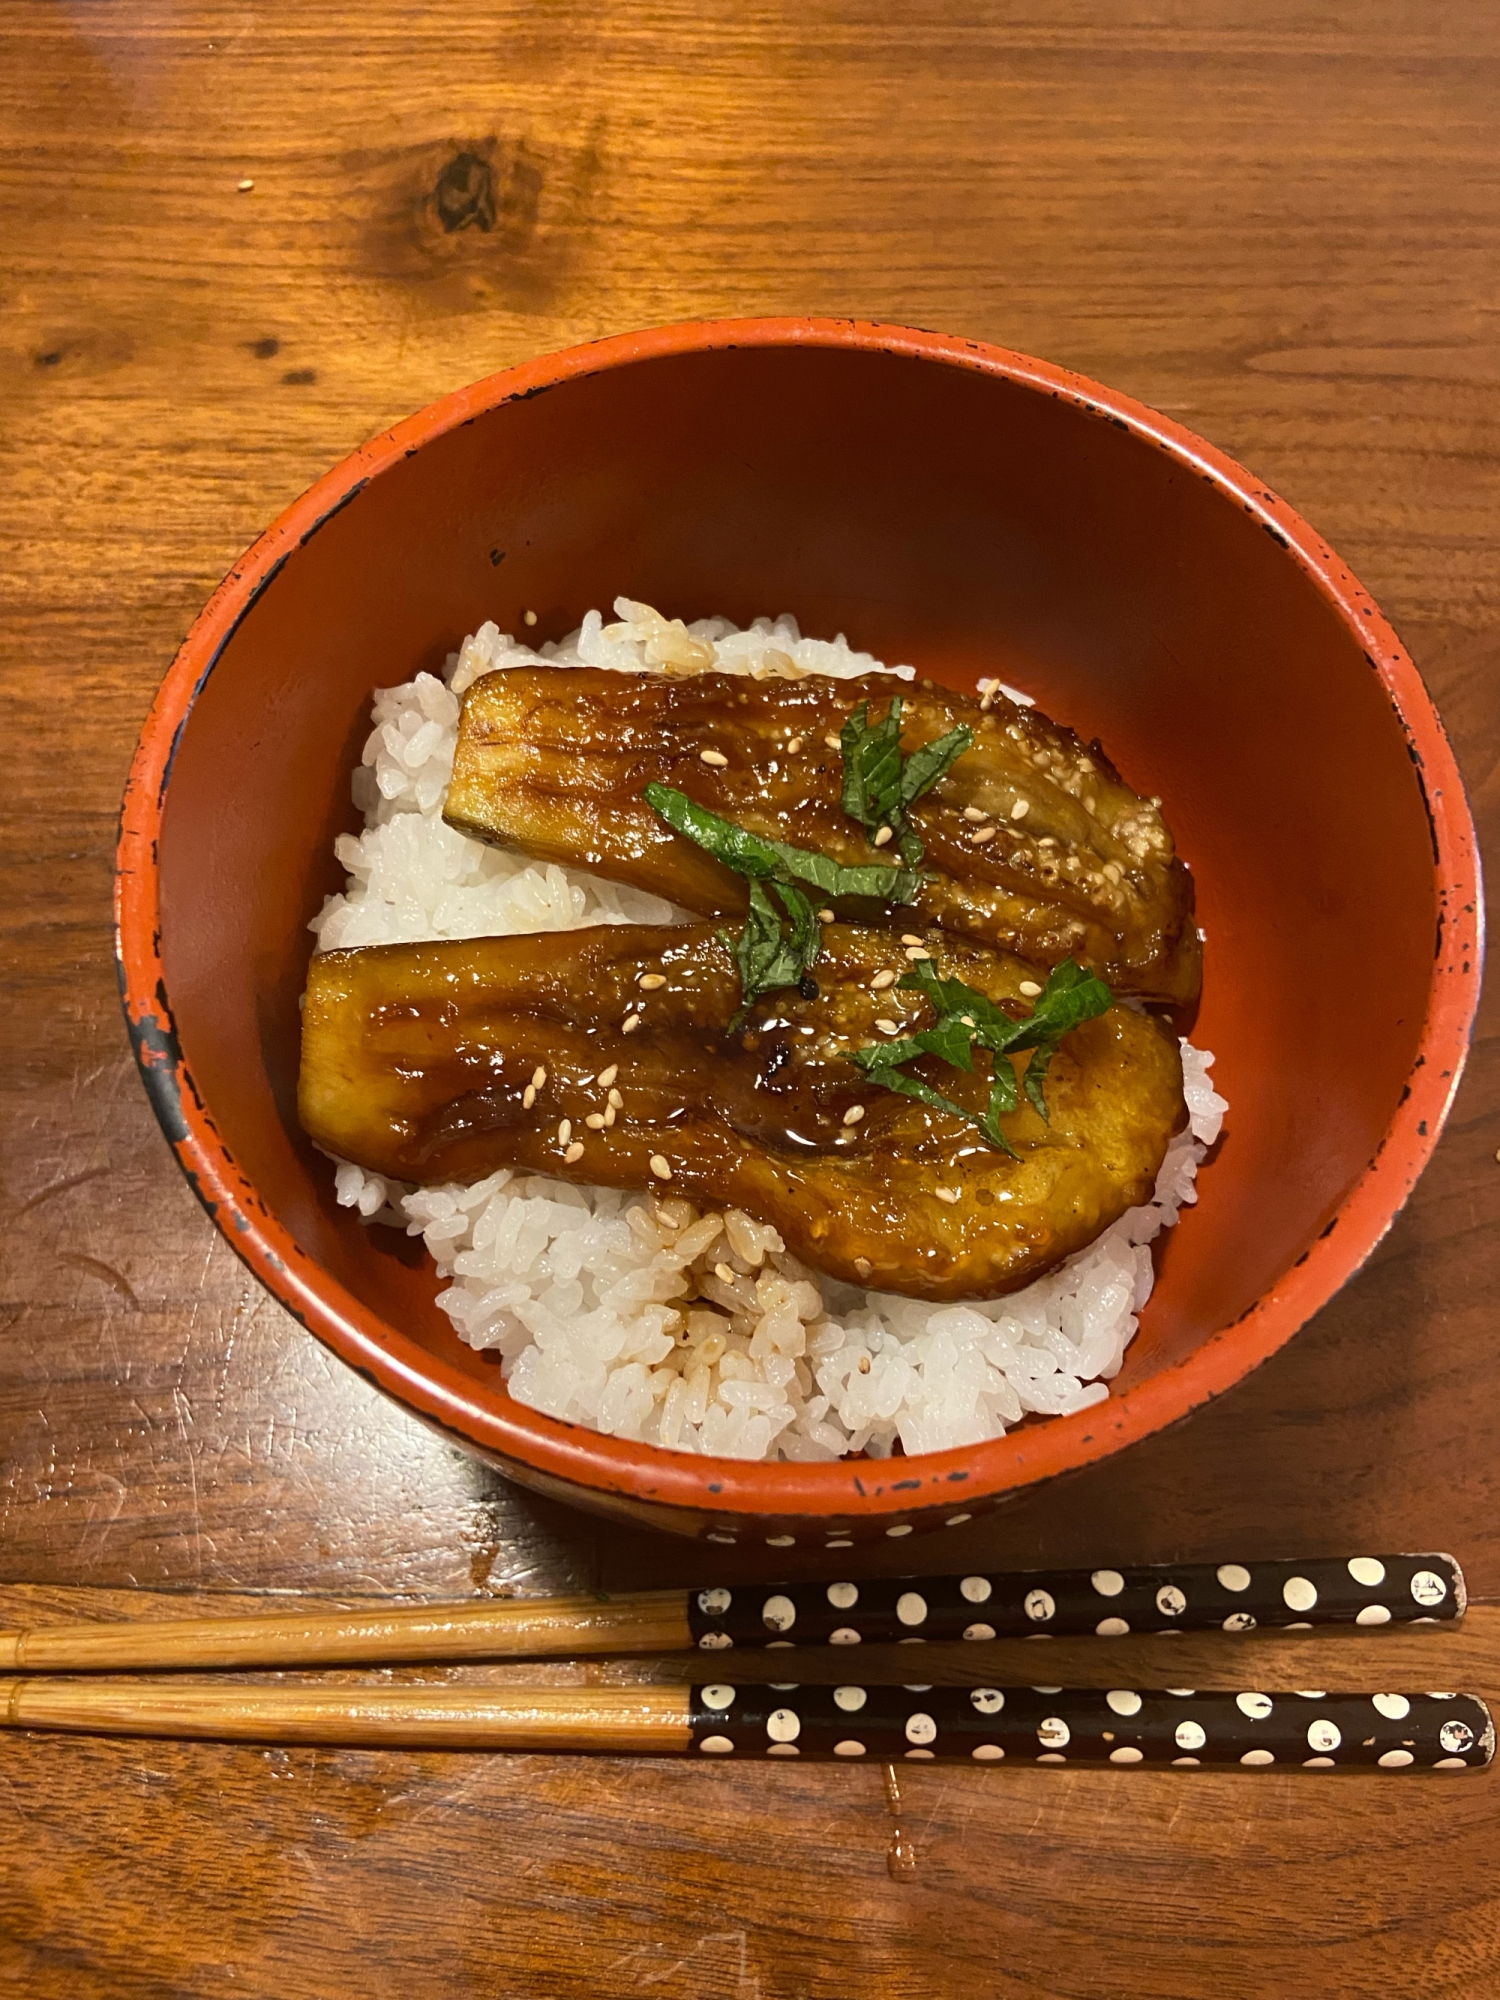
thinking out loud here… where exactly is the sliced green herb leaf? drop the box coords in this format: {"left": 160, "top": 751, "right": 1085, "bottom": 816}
{"left": 838, "top": 696, "right": 973, "bottom": 865}
{"left": 851, "top": 1060, "right": 975, "bottom": 1129}
{"left": 645, "top": 782, "right": 920, "bottom": 1014}
{"left": 846, "top": 956, "right": 1113, "bottom": 1154}
{"left": 643, "top": 783, "right": 920, "bottom": 904}
{"left": 840, "top": 699, "right": 904, "bottom": 839}
{"left": 726, "top": 879, "right": 817, "bottom": 1015}
{"left": 899, "top": 724, "right": 974, "bottom": 810}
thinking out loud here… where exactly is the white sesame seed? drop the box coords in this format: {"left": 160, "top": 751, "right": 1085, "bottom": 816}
{"left": 237, "top": 177, "right": 255, "bottom": 192}
{"left": 714, "top": 1263, "right": 736, "bottom": 1283}
{"left": 650, "top": 1155, "right": 673, "bottom": 1181}
{"left": 970, "top": 826, "right": 997, "bottom": 844}
{"left": 843, "top": 1105, "right": 866, "bottom": 1126}
{"left": 638, "top": 973, "right": 667, "bottom": 989}
{"left": 522, "top": 1085, "right": 536, "bottom": 1109}
{"left": 786, "top": 735, "right": 804, "bottom": 753}
{"left": 608, "top": 1087, "right": 623, "bottom": 1109}
{"left": 699, "top": 748, "right": 729, "bottom": 768}
{"left": 597, "top": 1064, "right": 618, "bottom": 1088}
{"left": 1010, "top": 799, "right": 1030, "bottom": 820}
{"left": 870, "top": 969, "right": 898, "bottom": 990}
{"left": 854, "top": 1257, "right": 873, "bottom": 1279}
{"left": 523, "top": 610, "right": 538, "bottom": 627}
{"left": 603, "top": 1104, "right": 616, "bottom": 1127}
{"left": 1103, "top": 862, "right": 1123, "bottom": 882}
{"left": 531, "top": 1065, "right": 547, "bottom": 1089}
{"left": 823, "top": 733, "right": 842, "bottom": 751}
{"left": 905, "top": 946, "right": 931, "bottom": 961}
{"left": 873, "top": 826, "right": 894, "bottom": 846}
{"left": 564, "top": 1141, "right": 584, "bottom": 1162}
{"left": 818, "top": 908, "right": 835, "bottom": 923}
{"left": 557, "top": 1119, "right": 572, "bottom": 1144}
{"left": 1084, "top": 796, "right": 1096, "bottom": 813}
{"left": 585, "top": 1112, "right": 607, "bottom": 1130}
{"left": 960, "top": 1015, "right": 976, "bottom": 1028}
{"left": 622, "top": 1014, "right": 641, "bottom": 1034}
{"left": 875, "top": 1018, "right": 900, "bottom": 1034}
{"left": 1078, "top": 756, "right": 1094, "bottom": 773}
{"left": 901, "top": 935, "right": 923, "bottom": 947}
{"left": 963, "top": 805, "right": 987, "bottom": 822}
{"left": 935, "top": 1186, "right": 962, "bottom": 1204}
{"left": 1019, "top": 980, "right": 1042, "bottom": 997}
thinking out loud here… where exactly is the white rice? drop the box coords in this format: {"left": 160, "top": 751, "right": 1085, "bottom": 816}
{"left": 312, "top": 598, "right": 1226, "bottom": 1463}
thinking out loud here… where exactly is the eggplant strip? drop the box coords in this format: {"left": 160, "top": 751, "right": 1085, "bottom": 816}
{"left": 444, "top": 668, "right": 1200, "bottom": 1003}
{"left": 299, "top": 924, "right": 1184, "bottom": 1302}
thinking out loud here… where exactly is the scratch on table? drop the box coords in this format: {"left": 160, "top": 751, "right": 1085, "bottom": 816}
{"left": 8, "top": 1165, "right": 111, "bottom": 1221}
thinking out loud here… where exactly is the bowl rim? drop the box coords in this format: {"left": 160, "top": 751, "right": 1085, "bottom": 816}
{"left": 116, "top": 315, "right": 1484, "bottom": 1531}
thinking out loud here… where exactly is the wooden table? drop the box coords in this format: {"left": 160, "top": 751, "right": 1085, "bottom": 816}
{"left": 3, "top": 4, "right": 1497, "bottom": 1993}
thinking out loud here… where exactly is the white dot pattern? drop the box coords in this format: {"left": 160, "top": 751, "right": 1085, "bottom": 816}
{"left": 684, "top": 1556, "right": 1461, "bottom": 1649}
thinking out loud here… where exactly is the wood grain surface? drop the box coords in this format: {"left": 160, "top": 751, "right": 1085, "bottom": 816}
{"left": 2, "top": 2, "right": 1498, "bottom": 1994}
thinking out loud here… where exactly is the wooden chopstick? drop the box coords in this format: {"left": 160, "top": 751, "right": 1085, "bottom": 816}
{"left": 0, "top": 1553, "right": 1462, "bottom": 1674}
{"left": 2, "top": 1674, "right": 1491, "bottom": 1771}
{"left": 0, "top": 1590, "right": 689, "bottom": 1673}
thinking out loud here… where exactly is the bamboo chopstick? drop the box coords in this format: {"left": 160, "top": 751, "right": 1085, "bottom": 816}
{"left": 0, "top": 1552, "right": 1462, "bottom": 1674}
{"left": 2, "top": 1675, "right": 1491, "bottom": 1770}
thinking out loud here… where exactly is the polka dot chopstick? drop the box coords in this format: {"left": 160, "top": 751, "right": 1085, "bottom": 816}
{"left": 0, "top": 1553, "right": 1462, "bottom": 1673}
{"left": 690, "top": 1553, "right": 1464, "bottom": 1649}
{"left": 688, "top": 1683, "right": 1494, "bottom": 1771}
{"left": 0, "top": 1675, "right": 1490, "bottom": 1771}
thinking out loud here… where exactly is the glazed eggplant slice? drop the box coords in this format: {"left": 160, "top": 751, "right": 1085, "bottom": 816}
{"left": 300, "top": 923, "right": 1184, "bottom": 1302}
{"left": 444, "top": 668, "right": 1200, "bottom": 1003}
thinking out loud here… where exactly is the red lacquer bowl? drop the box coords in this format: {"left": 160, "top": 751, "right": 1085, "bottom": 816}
{"left": 116, "top": 319, "right": 1482, "bottom": 1544}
